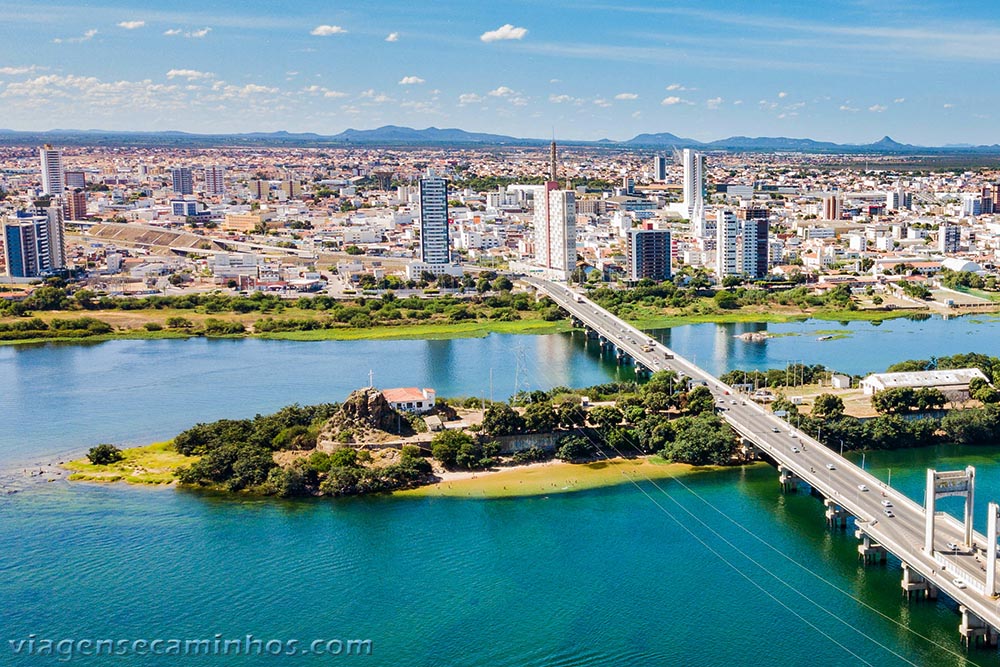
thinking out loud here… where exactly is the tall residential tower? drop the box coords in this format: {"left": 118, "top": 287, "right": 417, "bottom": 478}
{"left": 39, "top": 145, "right": 64, "bottom": 196}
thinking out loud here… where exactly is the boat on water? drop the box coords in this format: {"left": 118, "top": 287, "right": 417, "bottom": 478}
{"left": 817, "top": 335, "right": 835, "bottom": 341}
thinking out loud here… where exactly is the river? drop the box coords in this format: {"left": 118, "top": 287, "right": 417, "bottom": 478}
{"left": 4, "top": 314, "right": 1000, "bottom": 665}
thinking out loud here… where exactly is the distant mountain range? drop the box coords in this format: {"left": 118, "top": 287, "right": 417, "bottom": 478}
{"left": 1, "top": 126, "right": 999, "bottom": 154}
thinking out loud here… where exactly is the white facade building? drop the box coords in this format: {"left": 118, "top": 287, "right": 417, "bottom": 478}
{"left": 418, "top": 171, "right": 450, "bottom": 265}
{"left": 39, "top": 145, "right": 64, "bottom": 196}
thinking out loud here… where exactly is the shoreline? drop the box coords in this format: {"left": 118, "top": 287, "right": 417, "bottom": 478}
{"left": 0, "top": 306, "right": 955, "bottom": 346}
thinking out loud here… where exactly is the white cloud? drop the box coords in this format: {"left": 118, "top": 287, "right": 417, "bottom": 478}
{"left": 549, "top": 94, "right": 576, "bottom": 103}
{"left": 480, "top": 24, "right": 527, "bottom": 43}
{"left": 706, "top": 96, "right": 723, "bottom": 109}
{"left": 0, "top": 66, "right": 42, "bottom": 75}
{"left": 661, "top": 95, "right": 692, "bottom": 106}
{"left": 238, "top": 84, "right": 277, "bottom": 95}
{"left": 943, "top": 103, "right": 955, "bottom": 108}
{"left": 665, "top": 83, "right": 687, "bottom": 91}
{"left": 593, "top": 98, "right": 611, "bottom": 108}
{"left": 117, "top": 21, "right": 145, "bottom": 30}
{"left": 398, "top": 75, "right": 425, "bottom": 85}
{"left": 549, "top": 78, "right": 560, "bottom": 83}
{"left": 458, "top": 92, "right": 484, "bottom": 105}
{"left": 359, "top": 89, "right": 394, "bottom": 104}
{"left": 894, "top": 97, "right": 906, "bottom": 103}
{"left": 488, "top": 86, "right": 516, "bottom": 97}
{"left": 614, "top": 92, "right": 638, "bottom": 100}
{"left": 839, "top": 105, "right": 859, "bottom": 112}
{"left": 323, "top": 90, "right": 348, "bottom": 98}
{"left": 868, "top": 104, "right": 887, "bottom": 113}
{"left": 187, "top": 28, "right": 211, "bottom": 38}
{"left": 632, "top": 110, "right": 642, "bottom": 118}
{"left": 385, "top": 32, "right": 399, "bottom": 42}
{"left": 163, "top": 28, "right": 182, "bottom": 36}
{"left": 778, "top": 91, "right": 788, "bottom": 98}
{"left": 53, "top": 29, "right": 97, "bottom": 44}
{"left": 166, "top": 69, "right": 214, "bottom": 80}
{"left": 733, "top": 99, "right": 743, "bottom": 105}
{"left": 311, "top": 25, "right": 347, "bottom": 36}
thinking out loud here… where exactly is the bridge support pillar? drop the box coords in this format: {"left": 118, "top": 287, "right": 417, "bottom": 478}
{"left": 586, "top": 328, "right": 599, "bottom": 339}
{"left": 616, "top": 350, "right": 628, "bottom": 366}
{"left": 901, "top": 563, "right": 937, "bottom": 601}
{"left": 959, "top": 606, "right": 998, "bottom": 648}
{"left": 778, "top": 466, "right": 800, "bottom": 493}
{"left": 854, "top": 530, "right": 887, "bottom": 564}
{"left": 824, "top": 499, "right": 850, "bottom": 530}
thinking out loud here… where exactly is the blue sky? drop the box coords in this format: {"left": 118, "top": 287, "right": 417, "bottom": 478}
{"left": 0, "top": 0, "right": 997, "bottom": 144}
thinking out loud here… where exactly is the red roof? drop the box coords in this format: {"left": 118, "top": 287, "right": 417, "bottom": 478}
{"left": 382, "top": 387, "right": 432, "bottom": 403}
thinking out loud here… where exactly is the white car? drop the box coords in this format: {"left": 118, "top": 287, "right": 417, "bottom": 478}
{"left": 953, "top": 578, "right": 967, "bottom": 589}
{"left": 880, "top": 500, "right": 893, "bottom": 508}
{"left": 826, "top": 463, "right": 836, "bottom": 470}
{"left": 947, "top": 542, "right": 959, "bottom": 551}
{"left": 772, "top": 427, "right": 781, "bottom": 433}
{"left": 858, "top": 484, "right": 869, "bottom": 492}
{"left": 884, "top": 509, "right": 895, "bottom": 518}
{"left": 791, "top": 446, "right": 800, "bottom": 453}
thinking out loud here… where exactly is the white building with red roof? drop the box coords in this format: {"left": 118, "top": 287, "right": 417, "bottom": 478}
{"left": 381, "top": 387, "right": 437, "bottom": 414}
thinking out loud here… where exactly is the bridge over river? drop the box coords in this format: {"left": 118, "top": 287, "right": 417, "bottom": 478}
{"left": 526, "top": 275, "right": 1000, "bottom": 647}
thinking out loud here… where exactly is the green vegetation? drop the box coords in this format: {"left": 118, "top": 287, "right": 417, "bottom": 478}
{"left": 86, "top": 444, "right": 124, "bottom": 465}
{"left": 66, "top": 442, "right": 193, "bottom": 484}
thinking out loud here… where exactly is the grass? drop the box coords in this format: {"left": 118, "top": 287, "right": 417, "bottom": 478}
{"left": 64, "top": 441, "right": 196, "bottom": 484}
{"left": 257, "top": 319, "right": 572, "bottom": 341}
{"left": 396, "top": 456, "right": 732, "bottom": 499}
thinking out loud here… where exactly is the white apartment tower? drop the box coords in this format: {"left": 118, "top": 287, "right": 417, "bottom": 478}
{"left": 682, "top": 148, "right": 706, "bottom": 224}
{"left": 39, "top": 145, "right": 64, "bottom": 196}
{"left": 939, "top": 224, "right": 960, "bottom": 254}
{"left": 533, "top": 141, "right": 576, "bottom": 277}
{"left": 715, "top": 209, "right": 739, "bottom": 280}
{"left": 418, "top": 170, "right": 450, "bottom": 264}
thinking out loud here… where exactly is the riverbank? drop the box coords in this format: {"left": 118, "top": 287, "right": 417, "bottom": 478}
{"left": 63, "top": 438, "right": 729, "bottom": 499}
{"left": 0, "top": 304, "right": 934, "bottom": 346}
{"left": 400, "top": 456, "right": 729, "bottom": 499}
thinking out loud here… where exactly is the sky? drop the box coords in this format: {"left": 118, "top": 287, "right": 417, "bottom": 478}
{"left": 0, "top": 0, "right": 998, "bottom": 144}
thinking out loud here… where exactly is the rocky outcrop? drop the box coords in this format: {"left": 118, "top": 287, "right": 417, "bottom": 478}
{"left": 316, "top": 388, "right": 411, "bottom": 451}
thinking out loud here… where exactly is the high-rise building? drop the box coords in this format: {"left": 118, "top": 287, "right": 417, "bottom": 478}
{"left": 533, "top": 141, "right": 576, "bottom": 277}
{"left": 171, "top": 167, "right": 193, "bottom": 195}
{"left": 63, "top": 189, "right": 88, "bottom": 220}
{"left": 939, "top": 224, "right": 961, "bottom": 254}
{"left": 739, "top": 219, "right": 769, "bottom": 279}
{"left": 626, "top": 229, "right": 671, "bottom": 281}
{"left": 2, "top": 209, "right": 66, "bottom": 277}
{"left": 204, "top": 166, "right": 226, "bottom": 195}
{"left": 39, "top": 145, "right": 64, "bottom": 196}
{"left": 652, "top": 155, "right": 667, "bottom": 182}
{"left": 418, "top": 170, "right": 450, "bottom": 265}
{"left": 823, "top": 194, "right": 841, "bottom": 220}
{"left": 64, "top": 170, "right": 86, "bottom": 189}
{"left": 682, "top": 148, "right": 706, "bottom": 222}
{"left": 249, "top": 179, "right": 270, "bottom": 200}
{"left": 715, "top": 210, "right": 739, "bottom": 280}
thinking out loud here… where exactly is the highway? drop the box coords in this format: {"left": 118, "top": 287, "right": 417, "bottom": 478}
{"left": 526, "top": 276, "right": 1000, "bottom": 640}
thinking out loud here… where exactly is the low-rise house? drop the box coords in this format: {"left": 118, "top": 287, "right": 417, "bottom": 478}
{"left": 382, "top": 387, "right": 437, "bottom": 414}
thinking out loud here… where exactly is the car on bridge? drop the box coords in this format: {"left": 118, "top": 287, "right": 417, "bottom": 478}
{"left": 884, "top": 509, "right": 895, "bottom": 517}
{"left": 826, "top": 463, "right": 836, "bottom": 470}
{"left": 947, "top": 542, "right": 960, "bottom": 551}
{"left": 858, "top": 484, "right": 869, "bottom": 492}
{"left": 881, "top": 500, "right": 893, "bottom": 507}
{"left": 791, "top": 446, "right": 800, "bottom": 453}
{"left": 953, "top": 578, "right": 967, "bottom": 589}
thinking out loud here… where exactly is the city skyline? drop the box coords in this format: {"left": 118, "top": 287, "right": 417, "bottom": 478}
{"left": 1, "top": 1, "right": 999, "bottom": 144}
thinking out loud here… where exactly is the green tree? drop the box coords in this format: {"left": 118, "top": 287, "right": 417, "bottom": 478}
{"left": 557, "top": 402, "right": 587, "bottom": 429}
{"left": 587, "top": 405, "right": 623, "bottom": 430}
{"left": 660, "top": 414, "right": 736, "bottom": 465}
{"left": 556, "top": 434, "right": 593, "bottom": 461}
{"left": 811, "top": 394, "right": 845, "bottom": 419}
{"left": 684, "top": 385, "right": 716, "bottom": 415}
{"left": 431, "top": 429, "right": 475, "bottom": 467}
{"left": 523, "top": 401, "right": 559, "bottom": 433}
{"left": 87, "top": 444, "right": 124, "bottom": 465}
{"left": 480, "top": 404, "right": 525, "bottom": 436}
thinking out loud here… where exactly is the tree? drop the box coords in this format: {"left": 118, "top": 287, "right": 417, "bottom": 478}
{"left": 87, "top": 444, "right": 124, "bottom": 465}
{"left": 811, "top": 394, "right": 845, "bottom": 419}
{"left": 684, "top": 385, "right": 716, "bottom": 415}
{"left": 587, "top": 405, "right": 623, "bottom": 430}
{"left": 660, "top": 414, "right": 737, "bottom": 465}
{"left": 556, "top": 434, "right": 593, "bottom": 461}
{"left": 480, "top": 404, "right": 525, "bottom": 436}
{"left": 492, "top": 276, "right": 513, "bottom": 292}
{"left": 713, "top": 290, "right": 739, "bottom": 309}
{"left": 523, "top": 401, "right": 559, "bottom": 433}
{"left": 557, "top": 402, "right": 587, "bottom": 429}
{"left": 431, "top": 429, "right": 475, "bottom": 468}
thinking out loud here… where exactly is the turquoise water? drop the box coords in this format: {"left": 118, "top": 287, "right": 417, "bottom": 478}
{"left": 6, "top": 316, "right": 1000, "bottom": 665}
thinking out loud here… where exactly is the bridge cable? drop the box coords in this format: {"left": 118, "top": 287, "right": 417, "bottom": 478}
{"left": 531, "top": 344, "right": 971, "bottom": 666}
